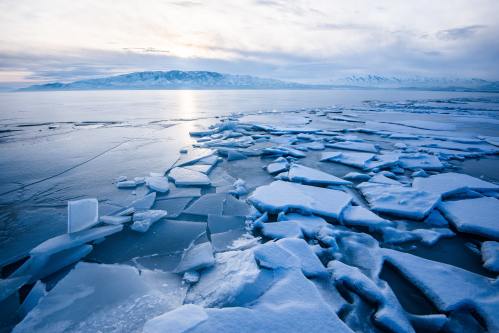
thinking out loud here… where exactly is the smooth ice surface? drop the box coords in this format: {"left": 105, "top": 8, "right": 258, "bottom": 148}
{"left": 249, "top": 180, "right": 352, "bottom": 219}
{"left": 357, "top": 182, "right": 440, "bottom": 220}
{"left": 143, "top": 304, "right": 208, "bottom": 333}
{"left": 169, "top": 167, "right": 211, "bottom": 186}
{"left": 280, "top": 164, "right": 352, "bottom": 186}
{"left": 14, "top": 262, "right": 186, "bottom": 333}
{"left": 439, "top": 197, "right": 499, "bottom": 240}
{"left": 67, "top": 198, "right": 99, "bottom": 233}
{"left": 259, "top": 221, "right": 303, "bottom": 239}
{"left": 265, "top": 157, "right": 289, "bottom": 175}
{"left": 413, "top": 172, "right": 499, "bottom": 197}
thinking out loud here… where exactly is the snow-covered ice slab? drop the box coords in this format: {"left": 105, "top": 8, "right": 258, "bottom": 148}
{"left": 481, "top": 241, "right": 499, "bottom": 272}
{"left": 169, "top": 167, "right": 211, "bottom": 186}
{"left": 277, "top": 213, "right": 328, "bottom": 238}
{"left": 276, "top": 238, "right": 327, "bottom": 277}
{"left": 13, "top": 262, "right": 186, "bottom": 333}
{"left": 357, "top": 182, "right": 440, "bottom": 220}
{"left": 413, "top": 172, "right": 499, "bottom": 198}
{"left": 325, "top": 141, "right": 379, "bottom": 153}
{"left": 439, "top": 197, "right": 499, "bottom": 241}
{"left": 249, "top": 180, "right": 352, "bottom": 219}
{"left": 67, "top": 198, "right": 99, "bottom": 233}
{"left": 30, "top": 225, "right": 123, "bottom": 256}
{"left": 341, "top": 205, "right": 392, "bottom": 229}
{"left": 151, "top": 269, "right": 352, "bottom": 333}
{"left": 278, "top": 164, "right": 352, "bottom": 186}
{"left": 185, "top": 248, "right": 273, "bottom": 307}
{"left": 383, "top": 249, "right": 499, "bottom": 332}
{"left": 174, "top": 242, "right": 215, "bottom": 274}
{"left": 259, "top": 221, "right": 303, "bottom": 239}
{"left": 398, "top": 153, "right": 443, "bottom": 170}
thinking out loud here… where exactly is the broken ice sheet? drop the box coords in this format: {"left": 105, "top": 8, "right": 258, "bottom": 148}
{"left": 174, "top": 242, "right": 215, "bottom": 274}
{"left": 325, "top": 141, "right": 379, "bottom": 153}
{"left": 249, "top": 180, "right": 352, "bottom": 219}
{"left": 13, "top": 262, "right": 187, "bottom": 333}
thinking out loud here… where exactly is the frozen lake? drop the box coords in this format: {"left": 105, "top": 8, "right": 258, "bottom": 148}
{"left": 1, "top": 89, "right": 499, "bottom": 332}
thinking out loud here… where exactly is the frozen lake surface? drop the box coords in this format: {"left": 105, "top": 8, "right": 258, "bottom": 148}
{"left": 1, "top": 89, "right": 499, "bottom": 332}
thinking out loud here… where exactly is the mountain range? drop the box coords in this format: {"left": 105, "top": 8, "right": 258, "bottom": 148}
{"left": 18, "top": 71, "right": 499, "bottom": 92}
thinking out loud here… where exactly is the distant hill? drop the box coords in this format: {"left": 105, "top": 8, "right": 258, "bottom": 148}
{"left": 331, "top": 75, "right": 499, "bottom": 92}
{"left": 18, "top": 70, "right": 308, "bottom": 91}
{"left": 18, "top": 70, "right": 499, "bottom": 92}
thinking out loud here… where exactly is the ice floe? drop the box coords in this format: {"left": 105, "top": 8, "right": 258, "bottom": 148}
{"left": 439, "top": 197, "right": 499, "bottom": 240}
{"left": 277, "top": 163, "right": 352, "bottom": 186}
{"left": 481, "top": 241, "right": 499, "bottom": 272}
{"left": 413, "top": 172, "right": 499, "bottom": 198}
{"left": 249, "top": 180, "right": 352, "bottom": 219}
{"left": 169, "top": 167, "right": 211, "bottom": 186}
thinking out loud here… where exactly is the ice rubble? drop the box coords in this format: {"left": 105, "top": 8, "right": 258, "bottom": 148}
{"left": 67, "top": 198, "right": 99, "bottom": 233}
{"left": 277, "top": 163, "right": 352, "bottom": 186}
{"left": 14, "top": 263, "right": 187, "bottom": 333}
{"left": 439, "top": 197, "right": 499, "bottom": 240}
{"left": 249, "top": 180, "right": 352, "bottom": 219}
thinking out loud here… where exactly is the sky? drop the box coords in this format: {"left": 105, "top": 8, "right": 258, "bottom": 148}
{"left": 0, "top": 0, "right": 498, "bottom": 87}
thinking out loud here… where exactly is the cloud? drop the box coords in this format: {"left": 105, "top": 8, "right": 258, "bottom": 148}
{"left": 0, "top": 0, "right": 498, "bottom": 84}
{"left": 437, "top": 25, "right": 487, "bottom": 40}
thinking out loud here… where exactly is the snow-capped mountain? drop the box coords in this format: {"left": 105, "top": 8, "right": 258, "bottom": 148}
{"left": 332, "top": 75, "right": 498, "bottom": 91}
{"left": 19, "top": 71, "right": 306, "bottom": 91}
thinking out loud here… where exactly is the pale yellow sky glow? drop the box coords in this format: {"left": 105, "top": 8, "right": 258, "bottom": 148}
{"left": 0, "top": 0, "right": 498, "bottom": 84}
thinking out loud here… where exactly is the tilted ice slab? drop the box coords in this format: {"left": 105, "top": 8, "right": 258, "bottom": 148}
{"left": 364, "top": 152, "right": 400, "bottom": 170}
{"left": 439, "top": 197, "right": 499, "bottom": 241}
{"left": 131, "top": 209, "right": 167, "bottom": 233}
{"left": 14, "top": 262, "right": 186, "bottom": 333}
{"left": 277, "top": 213, "right": 329, "bottom": 238}
{"left": 147, "top": 269, "right": 352, "bottom": 333}
{"left": 357, "top": 182, "right": 440, "bottom": 220}
{"left": 174, "top": 242, "right": 215, "bottom": 274}
{"left": 325, "top": 141, "right": 379, "bottom": 153}
{"left": 383, "top": 249, "right": 499, "bottom": 332}
{"left": 413, "top": 172, "right": 499, "bottom": 198}
{"left": 321, "top": 151, "right": 376, "bottom": 169}
{"left": 277, "top": 164, "right": 352, "bottom": 186}
{"left": 67, "top": 198, "right": 99, "bottom": 233}
{"left": 168, "top": 167, "right": 211, "bottom": 186}
{"left": 175, "top": 148, "right": 215, "bottom": 167}
{"left": 249, "top": 180, "right": 352, "bottom": 219}
{"left": 30, "top": 225, "right": 123, "bottom": 256}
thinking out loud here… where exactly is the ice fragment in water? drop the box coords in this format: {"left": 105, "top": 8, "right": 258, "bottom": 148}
{"left": 413, "top": 172, "right": 499, "bottom": 198}
{"left": 481, "top": 241, "right": 499, "bottom": 272}
{"left": 146, "top": 176, "right": 170, "bottom": 193}
{"left": 169, "top": 167, "right": 211, "bottom": 186}
{"left": 278, "top": 164, "right": 352, "bottom": 186}
{"left": 325, "top": 141, "right": 379, "bottom": 153}
{"left": 174, "top": 242, "right": 215, "bottom": 274}
{"left": 321, "top": 151, "right": 375, "bottom": 169}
